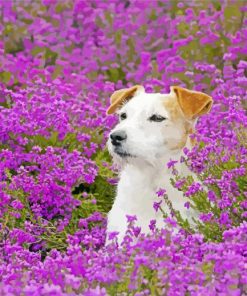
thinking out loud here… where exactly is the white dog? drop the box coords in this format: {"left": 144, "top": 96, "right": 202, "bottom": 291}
{"left": 106, "top": 85, "right": 213, "bottom": 244}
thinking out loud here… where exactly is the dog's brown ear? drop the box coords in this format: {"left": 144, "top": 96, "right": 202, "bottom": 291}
{"left": 171, "top": 86, "right": 213, "bottom": 120}
{"left": 106, "top": 85, "right": 144, "bottom": 115}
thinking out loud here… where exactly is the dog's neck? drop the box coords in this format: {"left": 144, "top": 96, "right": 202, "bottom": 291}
{"left": 117, "top": 138, "right": 194, "bottom": 202}
{"left": 126, "top": 136, "right": 192, "bottom": 174}
{"left": 119, "top": 148, "right": 185, "bottom": 190}
{"left": 132, "top": 150, "right": 181, "bottom": 173}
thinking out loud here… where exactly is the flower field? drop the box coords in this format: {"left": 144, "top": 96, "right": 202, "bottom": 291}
{"left": 0, "top": 1, "right": 247, "bottom": 295}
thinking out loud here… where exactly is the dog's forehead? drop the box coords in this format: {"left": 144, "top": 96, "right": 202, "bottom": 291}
{"left": 121, "top": 92, "right": 171, "bottom": 114}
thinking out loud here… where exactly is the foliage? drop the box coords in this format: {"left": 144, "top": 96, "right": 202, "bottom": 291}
{"left": 0, "top": 0, "right": 246, "bottom": 295}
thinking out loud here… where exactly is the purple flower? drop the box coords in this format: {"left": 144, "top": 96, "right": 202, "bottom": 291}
{"left": 132, "top": 226, "right": 141, "bottom": 237}
{"left": 208, "top": 190, "right": 217, "bottom": 202}
{"left": 149, "top": 219, "right": 156, "bottom": 231}
{"left": 164, "top": 217, "right": 177, "bottom": 228}
{"left": 108, "top": 231, "right": 119, "bottom": 241}
{"left": 184, "top": 201, "right": 190, "bottom": 209}
{"left": 156, "top": 188, "right": 166, "bottom": 197}
{"left": 174, "top": 179, "right": 186, "bottom": 190}
{"left": 11, "top": 200, "right": 24, "bottom": 210}
{"left": 167, "top": 160, "right": 178, "bottom": 169}
{"left": 185, "top": 182, "right": 202, "bottom": 197}
{"left": 219, "top": 212, "right": 231, "bottom": 226}
{"left": 200, "top": 212, "right": 213, "bottom": 222}
{"left": 126, "top": 215, "right": 137, "bottom": 223}
{"left": 153, "top": 200, "right": 162, "bottom": 212}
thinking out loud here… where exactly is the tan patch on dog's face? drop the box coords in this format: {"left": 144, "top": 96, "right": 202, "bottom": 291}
{"left": 163, "top": 97, "right": 182, "bottom": 122}
{"left": 163, "top": 86, "right": 213, "bottom": 149}
{"left": 163, "top": 97, "right": 194, "bottom": 150}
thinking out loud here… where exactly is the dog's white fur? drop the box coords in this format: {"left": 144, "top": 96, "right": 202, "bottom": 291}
{"left": 106, "top": 86, "right": 211, "bottom": 244}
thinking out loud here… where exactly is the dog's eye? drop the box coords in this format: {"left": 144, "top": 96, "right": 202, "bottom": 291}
{"left": 149, "top": 114, "right": 167, "bottom": 122}
{"left": 120, "top": 113, "right": 127, "bottom": 120}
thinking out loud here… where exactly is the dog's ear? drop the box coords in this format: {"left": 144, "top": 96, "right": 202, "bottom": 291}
{"left": 171, "top": 86, "right": 213, "bottom": 120}
{"left": 106, "top": 85, "right": 144, "bottom": 115}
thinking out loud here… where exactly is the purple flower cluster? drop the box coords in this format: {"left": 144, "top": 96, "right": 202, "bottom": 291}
{"left": 0, "top": 1, "right": 246, "bottom": 295}
{"left": 1, "top": 222, "right": 247, "bottom": 295}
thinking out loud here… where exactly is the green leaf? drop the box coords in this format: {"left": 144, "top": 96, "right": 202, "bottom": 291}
{"left": 31, "top": 46, "right": 44, "bottom": 56}
{"left": 224, "top": 5, "right": 241, "bottom": 19}
{"left": 104, "top": 11, "right": 113, "bottom": 26}
{"left": 202, "top": 262, "right": 214, "bottom": 281}
{"left": 115, "top": 30, "right": 122, "bottom": 46}
{"left": 106, "top": 68, "right": 126, "bottom": 83}
{"left": 49, "top": 131, "right": 58, "bottom": 146}
{"left": 149, "top": 9, "right": 157, "bottom": 21}
{"left": 0, "top": 71, "right": 11, "bottom": 83}
{"left": 44, "top": 48, "right": 58, "bottom": 66}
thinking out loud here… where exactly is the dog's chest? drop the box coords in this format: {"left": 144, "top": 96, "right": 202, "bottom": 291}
{"left": 114, "top": 163, "right": 193, "bottom": 222}
{"left": 107, "top": 163, "right": 195, "bottom": 242}
{"left": 115, "top": 165, "right": 173, "bottom": 217}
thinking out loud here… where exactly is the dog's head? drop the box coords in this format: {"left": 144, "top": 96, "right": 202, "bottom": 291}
{"left": 107, "top": 85, "right": 213, "bottom": 166}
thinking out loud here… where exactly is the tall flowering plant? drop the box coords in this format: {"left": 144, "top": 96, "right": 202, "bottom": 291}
{"left": 0, "top": 0, "right": 246, "bottom": 295}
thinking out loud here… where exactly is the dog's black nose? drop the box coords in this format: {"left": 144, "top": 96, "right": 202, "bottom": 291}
{"left": 110, "top": 131, "right": 127, "bottom": 146}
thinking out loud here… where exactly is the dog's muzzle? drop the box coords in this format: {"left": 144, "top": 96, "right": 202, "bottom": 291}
{"left": 109, "top": 130, "right": 134, "bottom": 158}
{"left": 110, "top": 130, "right": 127, "bottom": 146}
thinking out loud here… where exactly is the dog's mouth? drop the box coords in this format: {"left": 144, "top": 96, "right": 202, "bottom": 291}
{"left": 114, "top": 147, "right": 136, "bottom": 158}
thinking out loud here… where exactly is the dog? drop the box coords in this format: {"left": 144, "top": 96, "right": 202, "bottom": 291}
{"left": 106, "top": 85, "right": 213, "bottom": 244}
